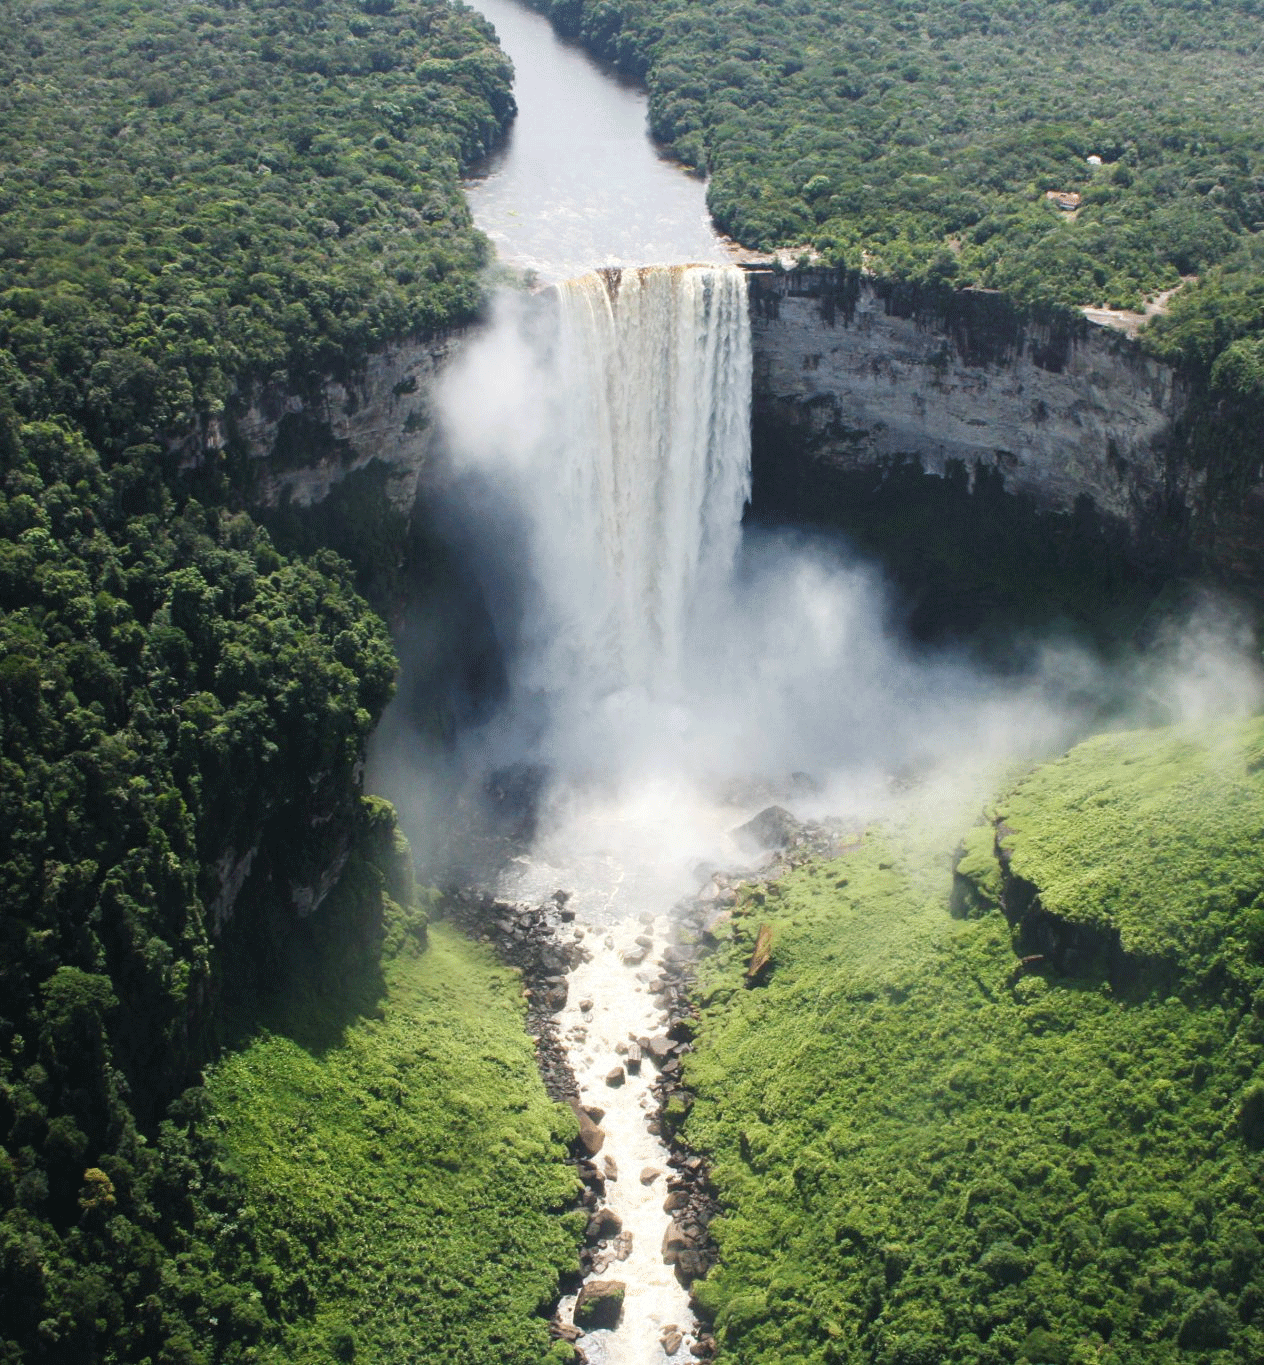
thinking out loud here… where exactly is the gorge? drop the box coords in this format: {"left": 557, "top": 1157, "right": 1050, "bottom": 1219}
{"left": 361, "top": 6, "right": 1264, "bottom": 1362}
{"left": 4, "top": 0, "right": 1264, "bottom": 1361}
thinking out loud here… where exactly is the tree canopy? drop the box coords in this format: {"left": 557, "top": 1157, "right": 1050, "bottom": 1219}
{"left": 0, "top": 2, "right": 531, "bottom": 1359}
{"left": 529, "top": 0, "right": 1264, "bottom": 357}
{"left": 0, "top": 0, "right": 513, "bottom": 450}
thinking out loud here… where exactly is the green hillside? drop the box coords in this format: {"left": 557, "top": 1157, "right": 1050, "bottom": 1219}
{"left": 683, "top": 718, "right": 1264, "bottom": 1363}
{"left": 0, "top": 4, "right": 584, "bottom": 1361}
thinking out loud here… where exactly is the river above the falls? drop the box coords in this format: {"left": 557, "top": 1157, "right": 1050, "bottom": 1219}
{"left": 462, "top": 0, "right": 725, "bottom": 280}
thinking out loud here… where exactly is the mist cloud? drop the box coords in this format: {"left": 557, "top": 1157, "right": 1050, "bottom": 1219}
{"left": 371, "top": 273, "right": 1264, "bottom": 914}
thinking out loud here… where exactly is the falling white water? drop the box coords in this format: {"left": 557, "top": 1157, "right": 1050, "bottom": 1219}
{"left": 430, "top": 265, "right": 753, "bottom": 1365}
{"left": 533, "top": 267, "right": 749, "bottom": 1363}
{"left": 534, "top": 265, "right": 752, "bottom": 698}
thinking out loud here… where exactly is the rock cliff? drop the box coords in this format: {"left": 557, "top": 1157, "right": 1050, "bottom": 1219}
{"left": 746, "top": 268, "right": 1193, "bottom": 558}
{"left": 180, "top": 331, "right": 465, "bottom": 512}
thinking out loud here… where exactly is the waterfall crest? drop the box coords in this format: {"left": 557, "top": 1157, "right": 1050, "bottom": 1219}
{"left": 542, "top": 265, "right": 752, "bottom": 697}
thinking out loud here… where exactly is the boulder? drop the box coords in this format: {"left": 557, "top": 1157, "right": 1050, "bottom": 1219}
{"left": 663, "top": 1329, "right": 684, "bottom": 1355}
{"left": 569, "top": 1100, "right": 605, "bottom": 1156}
{"left": 586, "top": 1207, "right": 624, "bottom": 1242}
{"left": 577, "top": 1160, "right": 605, "bottom": 1195}
{"left": 733, "top": 805, "right": 802, "bottom": 853}
{"left": 662, "top": 1218, "right": 690, "bottom": 1263}
{"left": 574, "top": 1279, "right": 626, "bottom": 1330}
{"left": 647, "top": 1036, "right": 676, "bottom": 1064}
{"left": 675, "top": 1249, "right": 707, "bottom": 1283}
{"left": 605, "top": 1065, "right": 626, "bottom": 1088}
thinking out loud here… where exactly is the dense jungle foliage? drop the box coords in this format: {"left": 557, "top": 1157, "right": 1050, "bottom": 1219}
{"left": 0, "top": 0, "right": 579, "bottom": 1360}
{"left": 0, "top": 385, "right": 398, "bottom": 1359}
{"left": 528, "top": 0, "right": 1264, "bottom": 375}
{"left": 207, "top": 920, "right": 580, "bottom": 1364}
{"left": 684, "top": 718, "right": 1264, "bottom": 1364}
{"left": 0, "top": 0, "right": 512, "bottom": 447}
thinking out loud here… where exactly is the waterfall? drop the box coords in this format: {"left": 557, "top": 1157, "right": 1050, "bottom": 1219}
{"left": 539, "top": 265, "right": 752, "bottom": 698}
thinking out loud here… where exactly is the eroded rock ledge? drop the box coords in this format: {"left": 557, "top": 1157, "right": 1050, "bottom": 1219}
{"left": 177, "top": 330, "right": 465, "bottom": 512}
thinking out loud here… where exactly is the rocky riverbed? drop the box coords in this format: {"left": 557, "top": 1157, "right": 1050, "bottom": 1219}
{"left": 443, "top": 800, "right": 854, "bottom": 1363}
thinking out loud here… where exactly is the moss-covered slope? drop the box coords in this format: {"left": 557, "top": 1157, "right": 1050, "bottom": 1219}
{"left": 684, "top": 720, "right": 1264, "bottom": 1364}
{"left": 986, "top": 719, "right": 1264, "bottom": 987}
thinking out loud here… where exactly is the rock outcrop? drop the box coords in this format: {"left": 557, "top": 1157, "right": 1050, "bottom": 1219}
{"left": 573, "top": 1279, "right": 626, "bottom": 1330}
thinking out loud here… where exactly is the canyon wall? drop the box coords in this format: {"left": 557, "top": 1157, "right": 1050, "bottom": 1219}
{"left": 177, "top": 270, "right": 1262, "bottom": 606}
{"left": 745, "top": 268, "right": 1195, "bottom": 561}
{"left": 180, "top": 331, "right": 465, "bottom": 512}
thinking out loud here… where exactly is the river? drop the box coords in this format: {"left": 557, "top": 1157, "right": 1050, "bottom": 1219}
{"left": 425, "top": 6, "right": 739, "bottom": 1362}
{"left": 368, "top": 5, "right": 1126, "bottom": 1361}
{"left": 462, "top": 0, "right": 725, "bottom": 281}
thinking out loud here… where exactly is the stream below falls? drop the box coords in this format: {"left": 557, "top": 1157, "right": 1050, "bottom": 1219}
{"left": 379, "top": 4, "right": 744, "bottom": 1359}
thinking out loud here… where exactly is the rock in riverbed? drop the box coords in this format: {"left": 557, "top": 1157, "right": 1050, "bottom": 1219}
{"left": 574, "top": 1279, "right": 626, "bottom": 1329}
{"left": 569, "top": 1100, "right": 605, "bottom": 1156}
{"left": 586, "top": 1207, "right": 623, "bottom": 1242}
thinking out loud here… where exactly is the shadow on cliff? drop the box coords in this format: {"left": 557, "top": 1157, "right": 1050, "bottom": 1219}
{"left": 749, "top": 448, "right": 1168, "bottom": 667}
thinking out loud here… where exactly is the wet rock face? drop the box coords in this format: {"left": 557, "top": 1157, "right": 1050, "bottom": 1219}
{"left": 484, "top": 763, "right": 550, "bottom": 847}
{"left": 182, "top": 332, "right": 464, "bottom": 513}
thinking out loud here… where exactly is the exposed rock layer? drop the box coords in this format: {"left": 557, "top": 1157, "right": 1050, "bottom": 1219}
{"left": 180, "top": 331, "right": 464, "bottom": 511}
{"left": 746, "top": 268, "right": 1192, "bottom": 556}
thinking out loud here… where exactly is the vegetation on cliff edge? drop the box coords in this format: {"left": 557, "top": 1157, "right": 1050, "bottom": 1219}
{"left": 0, "top": 0, "right": 512, "bottom": 452}
{"left": 527, "top": 0, "right": 1264, "bottom": 385}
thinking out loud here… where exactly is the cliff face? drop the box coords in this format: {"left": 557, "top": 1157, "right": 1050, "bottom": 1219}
{"left": 747, "top": 269, "right": 1193, "bottom": 559}
{"left": 182, "top": 331, "right": 465, "bottom": 512}
{"left": 178, "top": 274, "right": 1259, "bottom": 617}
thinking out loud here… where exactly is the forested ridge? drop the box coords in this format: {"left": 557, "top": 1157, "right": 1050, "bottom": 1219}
{"left": 0, "top": 0, "right": 512, "bottom": 447}
{"left": 528, "top": 0, "right": 1264, "bottom": 401}
{"left": 0, "top": 2, "right": 579, "bottom": 1361}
